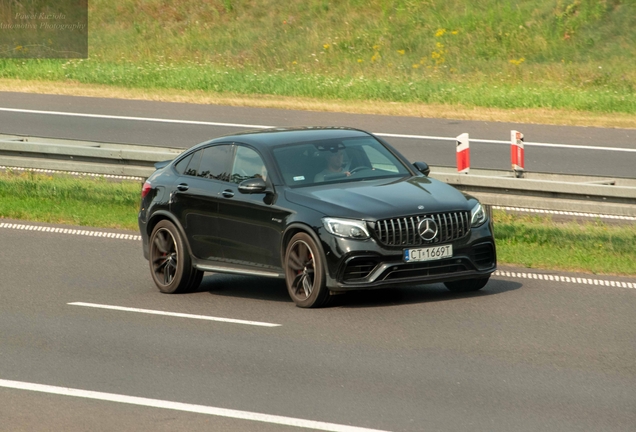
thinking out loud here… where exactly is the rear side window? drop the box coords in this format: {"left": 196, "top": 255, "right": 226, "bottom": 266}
{"left": 174, "top": 153, "right": 193, "bottom": 175}
{"left": 183, "top": 150, "right": 203, "bottom": 176}
{"left": 182, "top": 145, "right": 232, "bottom": 181}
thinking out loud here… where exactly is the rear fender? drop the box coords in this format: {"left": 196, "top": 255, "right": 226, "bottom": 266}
{"left": 146, "top": 210, "right": 195, "bottom": 258}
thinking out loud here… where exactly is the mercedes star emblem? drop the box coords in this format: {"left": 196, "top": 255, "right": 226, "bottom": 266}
{"left": 417, "top": 218, "right": 438, "bottom": 241}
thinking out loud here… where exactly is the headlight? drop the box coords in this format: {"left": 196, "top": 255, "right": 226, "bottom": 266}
{"left": 470, "top": 202, "right": 487, "bottom": 227}
{"left": 322, "top": 218, "right": 370, "bottom": 239}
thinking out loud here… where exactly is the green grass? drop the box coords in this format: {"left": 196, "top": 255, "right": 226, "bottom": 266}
{"left": 0, "top": 171, "right": 140, "bottom": 229}
{"left": 1, "top": 0, "right": 635, "bottom": 114}
{"left": 1, "top": 171, "right": 635, "bottom": 276}
{"left": 494, "top": 211, "right": 636, "bottom": 276}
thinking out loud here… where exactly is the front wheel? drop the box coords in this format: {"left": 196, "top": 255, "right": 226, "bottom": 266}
{"left": 284, "top": 233, "right": 330, "bottom": 308}
{"left": 149, "top": 220, "right": 199, "bottom": 293}
{"left": 444, "top": 276, "right": 490, "bottom": 292}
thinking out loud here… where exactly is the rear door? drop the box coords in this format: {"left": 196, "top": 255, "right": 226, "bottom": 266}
{"left": 170, "top": 144, "right": 233, "bottom": 261}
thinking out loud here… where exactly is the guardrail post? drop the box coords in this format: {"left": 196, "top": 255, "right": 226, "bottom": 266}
{"left": 456, "top": 133, "right": 470, "bottom": 174}
{"left": 511, "top": 130, "right": 525, "bottom": 178}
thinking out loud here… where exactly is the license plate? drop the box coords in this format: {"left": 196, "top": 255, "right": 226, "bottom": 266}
{"left": 404, "top": 245, "right": 453, "bottom": 262}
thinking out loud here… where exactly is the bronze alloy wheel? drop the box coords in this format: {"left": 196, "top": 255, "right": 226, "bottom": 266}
{"left": 149, "top": 220, "right": 200, "bottom": 293}
{"left": 285, "top": 232, "right": 329, "bottom": 308}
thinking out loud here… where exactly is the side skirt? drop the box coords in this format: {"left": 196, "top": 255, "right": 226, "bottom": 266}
{"left": 194, "top": 263, "right": 284, "bottom": 279}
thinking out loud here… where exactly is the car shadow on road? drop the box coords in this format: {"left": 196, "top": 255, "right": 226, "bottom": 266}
{"left": 330, "top": 278, "right": 523, "bottom": 308}
{"left": 194, "top": 273, "right": 523, "bottom": 308}
{"left": 195, "top": 273, "right": 291, "bottom": 303}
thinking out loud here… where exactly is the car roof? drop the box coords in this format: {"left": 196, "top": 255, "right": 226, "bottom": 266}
{"left": 203, "top": 127, "right": 373, "bottom": 148}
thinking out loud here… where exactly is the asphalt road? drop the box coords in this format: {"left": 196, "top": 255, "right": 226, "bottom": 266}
{"left": 1, "top": 92, "right": 635, "bottom": 430}
{"left": 1, "top": 221, "right": 634, "bottom": 431}
{"left": 1, "top": 92, "right": 635, "bottom": 178}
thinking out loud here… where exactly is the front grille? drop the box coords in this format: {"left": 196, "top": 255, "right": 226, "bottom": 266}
{"left": 372, "top": 211, "right": 470, "bottom": 247}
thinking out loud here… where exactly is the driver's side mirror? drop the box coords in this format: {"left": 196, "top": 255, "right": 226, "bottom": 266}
{"left": 413, "top": 161, "right": 430, "bottom": 176}
{"left": 238, "top": 177, "right": 269, "bottom": 194}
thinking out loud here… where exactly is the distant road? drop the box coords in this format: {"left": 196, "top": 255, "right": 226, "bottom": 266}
{"left": 1, "top": 91, "right": 635, "bottom": 177}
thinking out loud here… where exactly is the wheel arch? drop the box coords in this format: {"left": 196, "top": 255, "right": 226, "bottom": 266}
{"left": 146, "top": 211, "right": 194, "bottom": 257}
{"left": 281, "top": 223, "right": 332, "bottom": 308}
{"left": 280, "top": 222, "right": 324, "bottom": 265}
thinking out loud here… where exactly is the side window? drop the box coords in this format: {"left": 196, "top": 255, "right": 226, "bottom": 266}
{"left": 197, "top": 145, "right": 232, "bottom": 181}
{"left": 182, "top": 150, "right": 203, "bottom": 177}
{"left": 230, "top": 146, "right": 268, "bottom": 184}
{"left": 174, "top": 153, "right": 193, "bottom": 175}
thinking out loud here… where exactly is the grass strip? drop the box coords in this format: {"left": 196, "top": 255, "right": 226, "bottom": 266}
{"left": 2, "top": 0, "right": 636, "bottom": 115}
{"left": 494, "top": 211, "right": 636, "bottom": 276}
{"left": 1, "top": 60, "right": 634, "bottom": 116}
{"left": 0, "top": 171, "right": 140, "bottom": 230}
{"left": 1, "top": 171, "right": 634, "bottom": 276}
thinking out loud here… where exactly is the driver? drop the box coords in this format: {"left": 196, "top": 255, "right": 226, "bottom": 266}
{"left": 314, "top": 149, "right": 351, "bottom": 182}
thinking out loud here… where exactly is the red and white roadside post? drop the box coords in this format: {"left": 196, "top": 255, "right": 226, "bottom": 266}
{"left": 456, "top": 133, "right": 470, "bottom": 174}
{"left": 511, "top": 130, "right": 525, "bottom": 177}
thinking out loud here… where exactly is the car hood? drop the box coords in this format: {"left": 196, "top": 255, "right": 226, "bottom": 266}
{"left": 284, "top": 176, "right": 472, "bottom": 220}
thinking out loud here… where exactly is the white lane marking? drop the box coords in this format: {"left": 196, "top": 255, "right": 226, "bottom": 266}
{"left": 0, "top": 165, "right": 144, "bottom": 181}
{"left": 493, "top": 271, "right": 635, "bottom": 289}
{"left": 0, "top": 222, "right": 142, "bottom": 241}
{"left": 493, "top": 206, "right": 636, "bottom": 221}
{"left": 68, "top": 302, "right": 281, "bottom": 328}
{"left": 0, "top": 379, "right": 388, "bottom": 432}
{"left": 0, "top": 107, "right": 274, "bottom": 129}
{"left": 391, "top": 132, "right": 636, "bottom": 153}
{"left": 1, "top": 106, "right": 634, "bottom": 153}
{"left": 464, "top": 137, "right": 636, "bottom": 153}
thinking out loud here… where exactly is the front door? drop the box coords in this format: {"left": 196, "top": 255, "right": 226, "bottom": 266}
{"left": 215, "top": 145, "right": 287, "bottom": 270}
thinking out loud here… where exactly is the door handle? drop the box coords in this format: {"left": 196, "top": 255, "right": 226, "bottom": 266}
{"left": 222, "top": 189, "right": 234, "bottom": 198}
{"left": 177, "top": 183, "right": 189, "bottom": 191}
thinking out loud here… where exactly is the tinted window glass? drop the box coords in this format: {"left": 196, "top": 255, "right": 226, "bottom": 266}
{"left": 183, "top": 150, "right": 203, "bottom": 177}
{"left": 354, "top": 142, "right": 400, "bottom": 173}
{"left": 230, "top": 146, "right": 268, "bottom": 184}
{"left": 197, "top": 145, "right": 232, "bottom": 181}
{"left": 273, "top": 136, "right": 409, "bottom": 187}
{"left": 174, "top": 153, "right": 193, "bottom": 175}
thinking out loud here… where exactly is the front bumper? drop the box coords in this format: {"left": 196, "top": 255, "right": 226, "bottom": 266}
{"left": 320, "top": 222, "right": 496, "bottom": 291}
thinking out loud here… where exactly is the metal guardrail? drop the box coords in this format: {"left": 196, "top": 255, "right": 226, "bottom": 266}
{"left": 0, "top": 135, "right": 181, "bottom": 178}
{"left": 429, "top": 167, "right": 636, "bottom": 218}
{"left": 2, "top": 135, "right": 636, "bottom": 217}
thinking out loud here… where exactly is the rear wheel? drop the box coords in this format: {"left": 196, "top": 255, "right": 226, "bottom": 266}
{"left": 149, "top": 220, "right": 197, "bottom": 293}
{"left": 284, "top": 233, "right": 330, "bottom": 308}
{"left": 444, "top": 276, "right": 490, "bottom": 292}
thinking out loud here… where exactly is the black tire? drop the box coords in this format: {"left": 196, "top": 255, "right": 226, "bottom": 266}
{"left": 149, "top": 220, "right": 195, "bottom": 294}
{"left": 284, "top": 232, "right": 330, "bottom": 308}
{"left": 444, "top": 276, "right": 490, "bottom": 292}
{"left": 187, "top": 268, "right": 204, "bottom": 292}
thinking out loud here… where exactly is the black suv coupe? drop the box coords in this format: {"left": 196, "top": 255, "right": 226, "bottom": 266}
{"left": 138, "top": 127, "right": 496, "bottom": 307}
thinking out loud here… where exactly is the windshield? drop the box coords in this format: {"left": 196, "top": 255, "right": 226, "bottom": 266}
{"left": 273, "top": 136, "right": 411, "bottom": 187}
